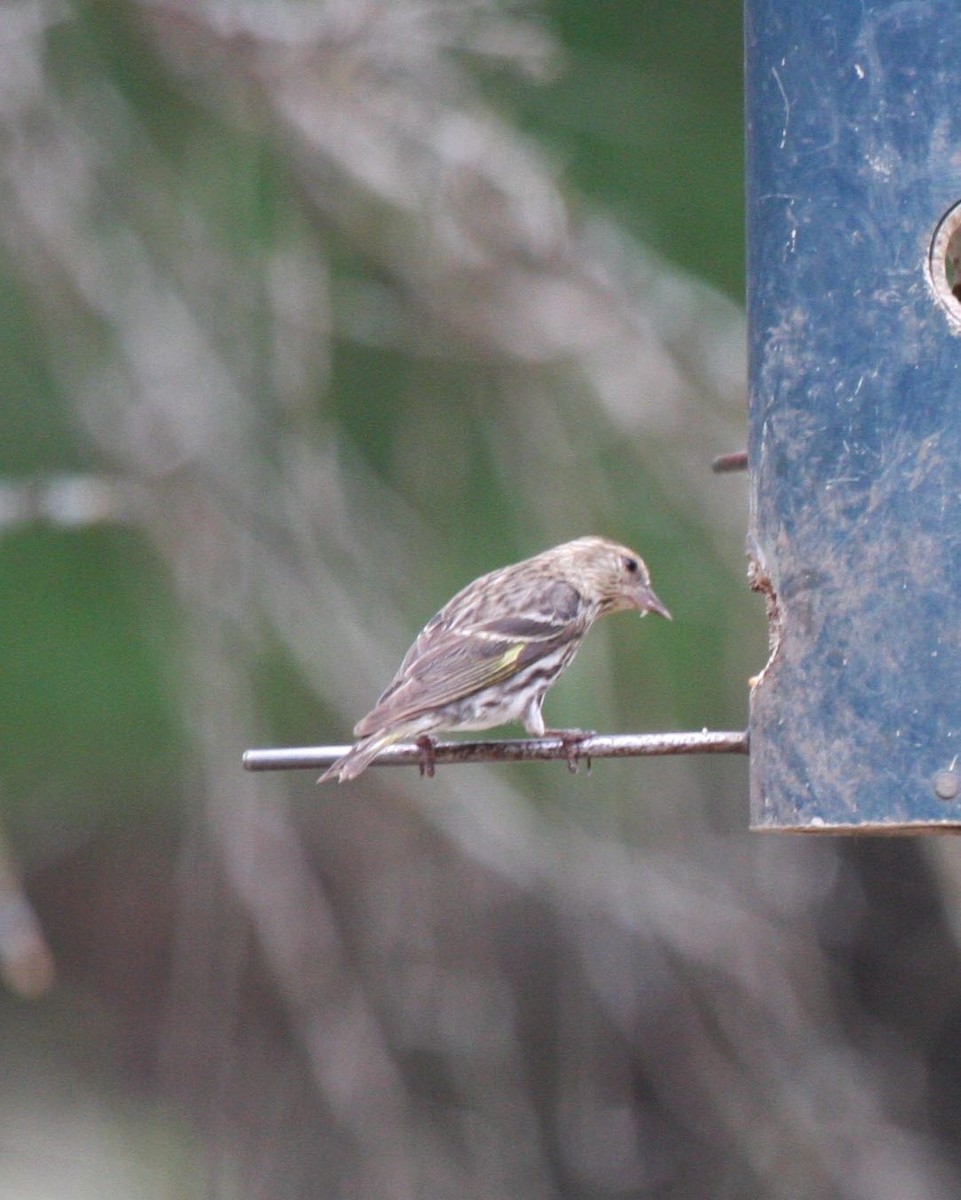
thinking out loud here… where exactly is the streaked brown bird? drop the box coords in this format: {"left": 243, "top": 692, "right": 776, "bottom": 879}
{"left": 320, "top": 536, "right": 670, "bottom": 782}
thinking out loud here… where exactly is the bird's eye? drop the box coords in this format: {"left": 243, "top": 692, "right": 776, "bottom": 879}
{"left": 623, "top": 556, "right": 638, "bottom": 574}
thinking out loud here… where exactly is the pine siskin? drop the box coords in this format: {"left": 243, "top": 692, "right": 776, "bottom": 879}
{"left": 320, "top": 536, "right": 671, "bottom": 783}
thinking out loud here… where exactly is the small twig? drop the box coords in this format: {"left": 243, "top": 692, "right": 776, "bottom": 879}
{"left": 711, "top": 450, "right": 748, "bottom": 473}
{"left": 243, "top": 730, "right": 749, "bottom": 773}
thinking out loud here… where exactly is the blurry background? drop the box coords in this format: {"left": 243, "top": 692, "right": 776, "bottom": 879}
{"left": 2, "top": 1, "right": 961, "bottom": 1197}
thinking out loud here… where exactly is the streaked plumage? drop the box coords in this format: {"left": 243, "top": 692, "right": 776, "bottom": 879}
{"left": 321, "top": 536, "right": 670, "bottom": 782}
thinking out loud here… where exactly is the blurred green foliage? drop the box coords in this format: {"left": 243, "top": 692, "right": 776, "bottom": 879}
{"left": 0, "top": 527, "right": 182, "bottom": 837}
{"left": 0, "top": 0, "right": 749, "bottom": 849}
{"left": 506, "top": 0, "right": 744, "bottom": 298}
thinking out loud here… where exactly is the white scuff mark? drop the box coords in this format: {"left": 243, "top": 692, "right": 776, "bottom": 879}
{"left": 772, "top": 65, "right": 791, "bottom": 151}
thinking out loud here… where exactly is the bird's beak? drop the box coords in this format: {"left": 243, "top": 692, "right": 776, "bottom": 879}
{"left": 637, "top": 586, "right": 672, "bottom": 620}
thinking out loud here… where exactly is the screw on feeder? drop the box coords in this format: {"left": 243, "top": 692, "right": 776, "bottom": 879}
{"left": 933, "top": 769, "right": 960, "bottom": 802}
{"left": 711, "top": 450, "right": 748, "bottom": 473}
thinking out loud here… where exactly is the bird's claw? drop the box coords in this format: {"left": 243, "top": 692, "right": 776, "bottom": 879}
{"left": 545, "top": 728, "right": 594, "bottom": 774}
{"left": 416, "top": 734, "right": 437, "bottom": 778}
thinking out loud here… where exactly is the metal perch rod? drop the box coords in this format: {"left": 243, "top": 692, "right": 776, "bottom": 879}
{"left": 243, "top": 730, "right": 749, "bottom": 772}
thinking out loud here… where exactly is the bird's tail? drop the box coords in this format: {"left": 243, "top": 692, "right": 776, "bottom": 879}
{"left": 318, "top": 728, "right": 405, "bottom": 784}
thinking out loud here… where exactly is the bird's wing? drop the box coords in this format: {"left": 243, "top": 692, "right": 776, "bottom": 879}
{"left": 353, "top": 583, "right": 585, "bottom": 735}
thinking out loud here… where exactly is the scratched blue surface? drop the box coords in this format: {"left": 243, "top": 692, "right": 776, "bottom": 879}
{"left": 747, "top": 1, "right": 961, "bottom": 827}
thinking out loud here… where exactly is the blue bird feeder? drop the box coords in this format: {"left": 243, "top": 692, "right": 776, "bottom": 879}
{"left": 747, "top": 1, "right": 961, "bottom": 828}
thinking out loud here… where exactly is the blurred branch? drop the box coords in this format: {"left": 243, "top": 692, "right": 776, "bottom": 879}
{"left": 0, "top": 823, "right": 55, "bottom": 999}
{"left": 244, "top": 730, "right": 750, "bottom": 774}
{"left": 168, "top": 615, "right": 420, "bottom": 1197}
{"left": 0, "top": 474, "right": 140, "bottom": 530}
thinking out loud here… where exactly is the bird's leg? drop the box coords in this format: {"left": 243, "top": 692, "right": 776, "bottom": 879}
{"left": 543, "top": 727, "right": 594, "bottom": 774}
{"left": 415, "top": 734, "right": 438, "bottom": 778}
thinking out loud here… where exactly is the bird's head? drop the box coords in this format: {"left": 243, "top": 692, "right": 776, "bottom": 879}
{"left": 552, "top": 536, "right": 672, "bottom": 620}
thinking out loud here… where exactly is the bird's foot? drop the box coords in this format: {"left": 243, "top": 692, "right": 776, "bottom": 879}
{"left": 544, "top": 728, "right": 594, "bottom": 774}
{"left": 416, "top": 734, "right": 438, "bottom": 778}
